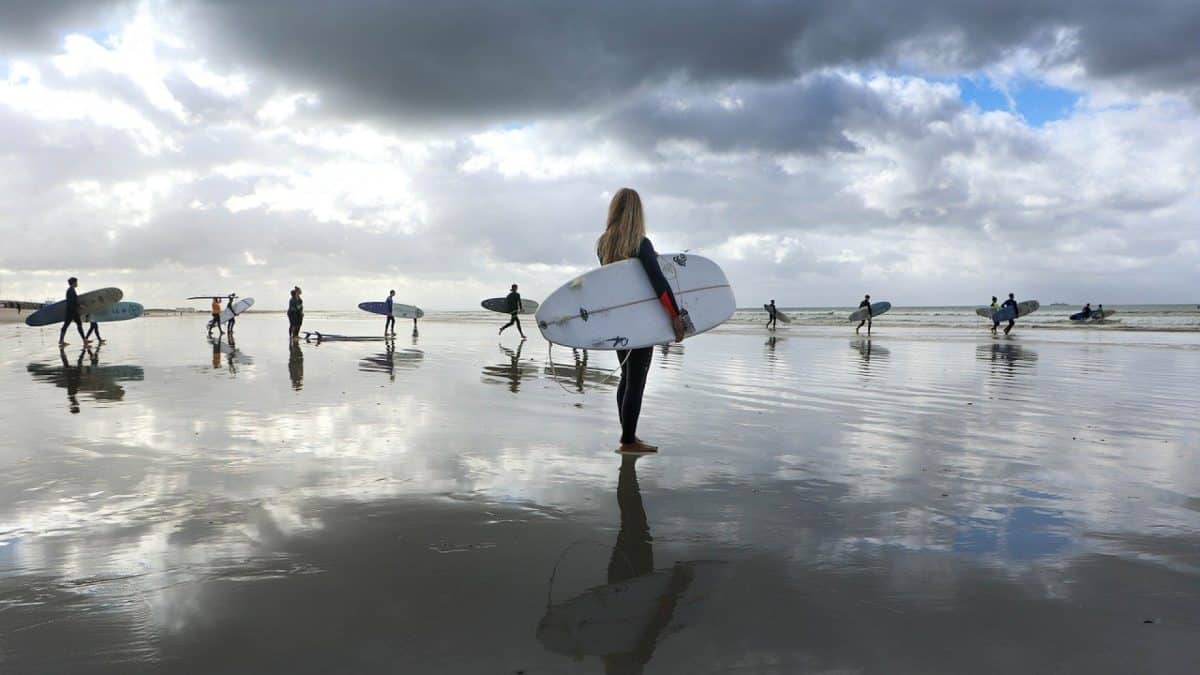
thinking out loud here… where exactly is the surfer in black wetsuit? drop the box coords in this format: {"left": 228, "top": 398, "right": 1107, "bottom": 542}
{"left": 598, "top": 188, "right": 686, "bottom": 456}
{"left": 855, "top": 294, "right": 873, "bottom": 336}
{"left": 58, "top": 277, "right": 89, "bottom": 346}
{"left": 224, "top": 294, "right": 237, "bottom": 340}
{"left": 766, "top": 300, "right": 778, "bottom": 331}
{"left": 288, "top": 287, "right": 303, "bottom": 341}
{"left": 384, "top": 290, "right": 396, "bottom": 336}
{"left": 498, "top": 284, "right": 526, "bottom": 338}
{"left": 1079, "top": 303, "right": 1093, "bottom": 319}
{"left": 1001, "top": 292, "right": 1018, "bottom": 335}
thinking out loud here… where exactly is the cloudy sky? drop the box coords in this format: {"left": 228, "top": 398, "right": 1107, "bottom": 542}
{"left": 0, "top": 0, "right": 1197, "bottom": 309}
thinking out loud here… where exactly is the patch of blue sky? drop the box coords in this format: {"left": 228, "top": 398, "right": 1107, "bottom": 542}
{"left": 956, "top": 75, "right": 1080, "bottom": 126}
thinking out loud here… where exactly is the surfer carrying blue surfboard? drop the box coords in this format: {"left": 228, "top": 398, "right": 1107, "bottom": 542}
{"left": 1001, "top": 293, "right": 1018, "bottom": 335}
{"left": 498, "top": 284, "right": 526, "bottom": 338}
{"left": 597, "top": 188, "right": 686, "bottom": 455}
{"left": 855, "top": 294, "right": 873, "bottom": 336}
{"left": 57, "top": 277, "right": 89, "bottom": 346}
{"left": 384, "top": 290, "right": 396, "bottom": 336}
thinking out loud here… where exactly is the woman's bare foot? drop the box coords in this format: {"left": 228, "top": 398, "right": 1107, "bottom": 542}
{"left": 616, "top": 440, "right": 658, "bottom": 455}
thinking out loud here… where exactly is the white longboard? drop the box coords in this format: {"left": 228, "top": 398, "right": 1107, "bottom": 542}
{"left": 219, "top": 297, "right": 254, "bottom": 322}
{"left": 535, "top": 253, "right": 735, "bottom": 350}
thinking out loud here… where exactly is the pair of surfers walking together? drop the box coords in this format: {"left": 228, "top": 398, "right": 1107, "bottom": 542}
{"left": 207, "top": 294, "right": 245, "bottom": 340}
{"left": 56, "top": 277, "right": 103, "bottom": 346}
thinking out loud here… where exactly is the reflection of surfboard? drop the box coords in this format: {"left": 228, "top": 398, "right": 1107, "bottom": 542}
{"left": 25, "top": 288, "right": 123, "bottom": 326}
{"left": 86, "top": 301, "right": 144, "bottom": 323}
{"left": 536, "top": 253, "right": 735, "bottom": 350}
{"left": 219, "top": 297, "right": 254, "bottom": 322}
{"left": 763, "top": 304, "right": 791, "bottom": 323}
{"left": 979, "top": 300, "right": 1039, "bottom": 322}
{"left": 304, "top": 331, "right": 392, "bottom": 342}
{"left": 848, "top": 301, "right": 891, "bottom": 322}
{"left": 358, "top": 349, "right": 424, "bottom": 374}
{"left": 357, "top": 301, "right": 424, "bottom": 319}
{"left": 537, "top": 561, "right": 728, "bottom": 657}
{"left": 482, "top": 298, "right": 539, "bottom": 314}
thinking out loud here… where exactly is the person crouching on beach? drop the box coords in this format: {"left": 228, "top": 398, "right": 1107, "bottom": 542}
{"left": 597, "top": 188, "right": 686, "bottom": 455}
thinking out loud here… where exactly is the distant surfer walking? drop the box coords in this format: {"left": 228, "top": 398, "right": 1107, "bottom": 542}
{"left": 384, "top": 290, "right": 396, "bottom": 336}
{"left": 498, "top": 284, "right": 526, "bottom": 338}
{"left": 855, "top": 294, "right": 873, "bottom": 336}
{"left": 208, "top": 297, "right": 223, "bottom": 337}
{"left": 224, "top": 294, "right": 237, "bottom": 339}
{"left": 1001, "top": 292, "right": 1018, "bottom": 335}
{"left": 58, "top": 277, "right": 89, "bottom": 346}
{"left": 597, "top": 188, "right": 686, "bottom": 455}
{"left": 288, "top": 287, "right": 304, "bottom": 341}
{"left": 766, "top": 300, "right": 778, "bottom": 331}
{"left": 989, "top": 296, "right": 1000, "bottom": 334}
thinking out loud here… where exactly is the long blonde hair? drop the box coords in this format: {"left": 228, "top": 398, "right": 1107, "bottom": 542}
{"left": 596, "top": 188, "right": 646, "bottom": 264}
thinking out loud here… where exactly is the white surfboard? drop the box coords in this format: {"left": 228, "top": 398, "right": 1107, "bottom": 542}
{"left": 848, "top": 301, "right": 891, "bottom": 322}
{"left": 219, "top": 297, "right": 254, "bottom": 322}
{"left": 535, "top": 253, "right": 735, "bottom": 350}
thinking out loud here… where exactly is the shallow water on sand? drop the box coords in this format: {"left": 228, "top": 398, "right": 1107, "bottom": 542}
{"left": 1, "top": 317, "right": 1198, "bottom": 674}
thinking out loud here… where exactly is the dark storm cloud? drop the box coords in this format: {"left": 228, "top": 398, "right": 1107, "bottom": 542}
{"left": 602, "top": 72, "right": 967, "bottom": 156}
{"left": 177, "top": 0, "right": 1200, "bottom": 128}
{"left": 0, "top": 1, "right": 129, "bottom": 52}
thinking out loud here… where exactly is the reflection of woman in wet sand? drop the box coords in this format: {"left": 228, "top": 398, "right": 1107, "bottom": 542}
{"left": 604, "top": 455, "right": 692, "bottom": 673}
{"left": 288, "top": 341, "right": 304, "bottom": 390}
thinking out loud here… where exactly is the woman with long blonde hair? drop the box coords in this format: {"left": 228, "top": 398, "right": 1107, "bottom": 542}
{"left": 597, "top": 188, "right": 686, "bottom": 455}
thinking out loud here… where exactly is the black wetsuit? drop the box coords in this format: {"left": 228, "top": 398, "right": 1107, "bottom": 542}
{"left": 1001, "top": 298, "right": 1018, "bottom": 333}
{"left": 59, "top": 287, "right": 86, "bottom": 343}
{"left": 856, "top": 299, "right": 872, "bottom": 334}
{"left": 384, "top": 296, "right": 395, "bottom": 334}
{"left": 499, "top": 291, "right": 525, "bottom": 337}
{"left": 766, "top": 302, "right": 777, "bottom": 330}
{"left": 288, "top": 295, "right": 303, "bottom": 338}
{"left": 610, "top": 238, "right": 680, "bottom": 445}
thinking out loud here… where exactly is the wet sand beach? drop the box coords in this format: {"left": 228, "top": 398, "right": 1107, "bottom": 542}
{"left": 1, "top": 316, "right": 1198, "bottom": 673}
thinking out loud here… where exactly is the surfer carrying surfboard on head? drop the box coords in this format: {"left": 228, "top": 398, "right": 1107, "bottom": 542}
{"left": 208, "top": 297, "right": 223, "bottom": 337}
{"left": 58, "top": 277, "right": 89, "bottom": 346}
{"left": 498, "top": 284, "right": 526, "bottom": 338}
{"left": 1001, "top": 292, "right": 1018, "bottom": 335}
{"left": 766, "top": 300, "right": 778, "bottom": 331}
{"left": 597, "top": 188, "right": 686, "bottom": 456}
{"left": 855, "top": 294, "right": 873, "bottom": 336}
